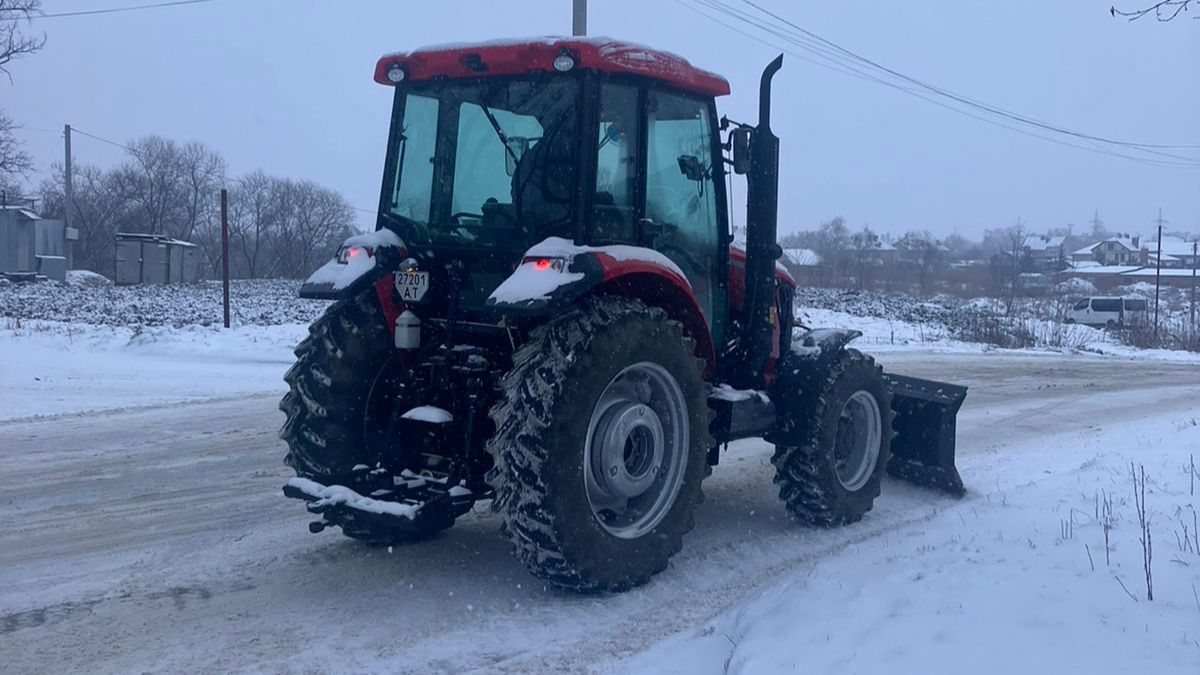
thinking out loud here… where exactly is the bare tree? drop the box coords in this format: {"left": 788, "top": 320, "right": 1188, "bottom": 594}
{"left": 1111, "top": 0, "right": 1198, "bottom": 21}
{"left": 271, "top": 179, "right": 355, "bottom": 278}
{"left": 109, "top": 136, "right": 225, "bottom": 240}
{"left": 0, "top": 109, "right": 31, "bottom": 182}
{"left": 38, "top": 163, "right": 133, "bottom": 276}
{"left": 227, "top": 170, "right": 285, "bottom": 278}
{"left": 1004, "top": 219, "right": 1030, "bottom": 313}
{"left": 0, "top": 0, "right": 42, "bottom": 76}
{"left": 849, "top": 225, "right": 880, "bottom": 290}
{"left": 898, "top": 229, "right": 945, "bottom": 295}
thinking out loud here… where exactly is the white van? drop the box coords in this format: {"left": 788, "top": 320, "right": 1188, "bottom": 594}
{"left": 1065, "top": 296, "right": 1148, "bottom": 328}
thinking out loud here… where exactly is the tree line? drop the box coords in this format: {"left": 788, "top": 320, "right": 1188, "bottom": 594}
{"left": 35, "top": 135, "right": 360, "bottom": 280}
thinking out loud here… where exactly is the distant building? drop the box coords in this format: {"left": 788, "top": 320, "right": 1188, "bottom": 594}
{"left": 1025, "top": 235, "right": 1066, "bottom": 267}
{"left": 781, "top": 247, "right": 821, "bottom": 268}
{"left": 1071, "top": 236, "right": 1144, "bottom": 266}
{"left": 114, "top": 233, "right": 200, "bottom": 285}
{"left": 0, "top": 205, "right": 74, "bottom": 281}
{"left": 847, "top": 239, "right": 898, "bottom": 266}
{"left": 1145, "top": 236, "right": 1199, "bottom": 269}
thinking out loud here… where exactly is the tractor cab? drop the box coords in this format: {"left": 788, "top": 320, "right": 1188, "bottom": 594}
{"left": 367, "top": 38, "right": 734, "bottom": 344}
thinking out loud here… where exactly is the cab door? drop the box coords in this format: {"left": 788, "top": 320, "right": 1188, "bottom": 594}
{"left": 643, "top": 89, "right": 726, "bottom": 346}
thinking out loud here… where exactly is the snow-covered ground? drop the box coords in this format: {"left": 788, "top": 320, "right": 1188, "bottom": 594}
{"left": 616, "top": 408, "right": 1200, "bottom": 675}
{"left": 0, "top": 320, "right": 307, "bottom": 421}
{"left": 3, "top": 280, "right": 1199, "bottom": 673}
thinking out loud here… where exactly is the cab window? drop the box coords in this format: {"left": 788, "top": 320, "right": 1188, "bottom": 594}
{"left": 593, "top": 83, "right": 641, "bottom": 242}
{"left": 645, "top": 90, "right": 720, "bottom": 327}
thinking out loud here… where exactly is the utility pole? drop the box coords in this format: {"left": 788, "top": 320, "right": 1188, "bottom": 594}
{"left": 221, "top": 189, "right": 230, "bottom": 329}
{"left": 1152, "top": 208, "right": 1166, "bottom": 341}
{"left": 572, "top": 0, "right": 586, "bottom": 36}
{"left": 1190, "top": 239, "right": 1197, "bottom": 332}
{"left": 64, "top": 124, "right": 75, "bottom": 268}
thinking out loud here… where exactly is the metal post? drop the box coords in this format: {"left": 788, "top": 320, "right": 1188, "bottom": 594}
{"left": 1153, "top": 209, "right": 1164, "bottom": 341}
{"left": 64, "top": 124, "right": 75, "bottom": 267}
{"left": 221, "top": 189, "right": 230, "bottom": 329}
{"left": 1191, "top": 239, "right": 1197, "bottom": 331}
{"left": 572, "top": 0, "right": 586, "bottom": 36}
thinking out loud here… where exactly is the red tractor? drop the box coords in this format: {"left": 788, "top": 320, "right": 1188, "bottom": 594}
{"left": 281, "top": 37, "right": 966, "bottom": 592}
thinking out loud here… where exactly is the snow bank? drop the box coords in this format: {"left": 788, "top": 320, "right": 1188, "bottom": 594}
{"left": 0, "top": 278, "right": 326, "bottom": 327}
{"left": 617, "top": 412, "right": 1200, "bottom": 675}
{"left": 0, "top": 320, "right": 307, "bottom": 421}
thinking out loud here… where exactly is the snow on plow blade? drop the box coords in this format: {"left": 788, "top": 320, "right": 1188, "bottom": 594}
{"left": 883, "top": 374, "right": 967, "bottom": 497}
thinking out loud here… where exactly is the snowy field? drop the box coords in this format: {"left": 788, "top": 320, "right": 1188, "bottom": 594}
{"left": 2, "top": 279, "right": 1199, "bottom": 673}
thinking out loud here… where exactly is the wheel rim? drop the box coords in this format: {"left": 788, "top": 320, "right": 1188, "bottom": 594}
{"left": 584, "top": 362, "right": 689, "bottom": 539}
{"left": 834, "top": 390, "right": 882, "bottom": 491}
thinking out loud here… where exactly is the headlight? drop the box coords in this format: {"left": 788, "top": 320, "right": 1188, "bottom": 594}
{"left": 552, "top": 53, "right": 576, "bottom": 72}
{"left": 385, "top": 63, "right": 407, "bottom": 84}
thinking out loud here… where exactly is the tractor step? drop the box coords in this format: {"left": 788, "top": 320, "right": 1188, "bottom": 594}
{"left": 883, "top": 373, "right": 968, "bottom": 497}
{"left": 709, "top": 385, "right": 777, "bottom": 443}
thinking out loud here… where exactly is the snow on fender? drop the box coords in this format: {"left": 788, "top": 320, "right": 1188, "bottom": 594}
{"left": 299, "top": 228, "right": 406, "bottom": 299}
{"left": 488, "top": 236, "right": 689, "bottom": 310}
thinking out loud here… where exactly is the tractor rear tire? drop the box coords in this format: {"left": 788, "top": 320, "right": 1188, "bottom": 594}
{"left": 279, "top": 289, "right": 461, "bottom": 544}
{"left": 486, "top": 297, "right": 713, "bottom": 592}
{"left": 768, "top": 348, "right": 894, "bottom": 527}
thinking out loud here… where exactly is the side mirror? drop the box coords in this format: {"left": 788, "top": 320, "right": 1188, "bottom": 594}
{"left": 731, "top": 128, "right": 752, "bottom": 175}
{"left": 505, "top": 136, "right": 530, "bottom": 176}
{"left": 677, "top": 154, "right": 706, "bottom": 182}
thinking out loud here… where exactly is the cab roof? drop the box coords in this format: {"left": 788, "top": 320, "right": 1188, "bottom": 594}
{"left": 374, "top": 36, "right": 731, "bottom": 98}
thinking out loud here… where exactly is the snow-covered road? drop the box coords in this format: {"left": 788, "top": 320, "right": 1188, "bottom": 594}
{"left": 1, "top": 351, "right": 1197, "bottom": 673}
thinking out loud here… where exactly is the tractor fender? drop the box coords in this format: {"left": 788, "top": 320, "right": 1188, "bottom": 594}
{"left": 298, "top": 228, "right": 406, "bottom": 300}
{"left": 788, "top": 327, "right": 863, "bottom": 369}
{"left": 488, "top": 238, "right": 716, "bottom": 377}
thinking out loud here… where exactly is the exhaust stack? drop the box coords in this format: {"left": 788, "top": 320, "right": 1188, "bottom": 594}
{"left": 740, "top": 54, "right": 785, "bottom": 387}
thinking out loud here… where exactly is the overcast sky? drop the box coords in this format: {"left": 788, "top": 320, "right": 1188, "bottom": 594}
{"left": 4, "top": 0, "right": 1198, "bottom": 239}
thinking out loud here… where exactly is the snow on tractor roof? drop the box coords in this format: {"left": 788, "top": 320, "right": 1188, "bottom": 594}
{"left": 374, "top": 36, "right": 730, "bottom": 97}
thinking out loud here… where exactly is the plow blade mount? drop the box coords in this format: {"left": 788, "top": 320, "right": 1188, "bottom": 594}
{"left": 882, "top": 374, "right": 967, "bottom": 497}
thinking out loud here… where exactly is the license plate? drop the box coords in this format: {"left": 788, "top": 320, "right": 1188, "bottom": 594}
{"left": 394, "top": 271, "right": 430, "bottom": 302}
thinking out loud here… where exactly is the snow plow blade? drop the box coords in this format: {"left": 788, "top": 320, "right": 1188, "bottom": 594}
{"left": 883, "top": 374, "right": 967, "bottom": 497}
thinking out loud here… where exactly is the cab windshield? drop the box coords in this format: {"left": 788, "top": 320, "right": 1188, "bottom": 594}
{"left": 383, "top": 77, "right": 581, "bottom": 248}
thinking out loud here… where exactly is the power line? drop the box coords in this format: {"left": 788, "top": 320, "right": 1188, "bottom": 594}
{"left": 733, "top": 0, "right": 1200, "bottom": 155}
{"left": 678, "top": 0, "right": 1199, "bottom": 168}
{"left": 2, "top": 0, "right": 220, "bottom": 21}
{"left": 70, "top": 127, "right": 132, "bottom": 152}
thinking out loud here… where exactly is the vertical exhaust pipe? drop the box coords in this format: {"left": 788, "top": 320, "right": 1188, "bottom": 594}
{"left": 740, "top": 55, "right": 784, "bottom": 386}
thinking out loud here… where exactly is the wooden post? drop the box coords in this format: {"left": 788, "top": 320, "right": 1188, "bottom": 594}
{"left": 1191, "top": 239, "right": 1197, "bottom": 331}
{"left": 221, "top": 189, "right": 230, "bottom": 329}
{"left": 1153, "top": 212, "right": 1163, "bottom": 341}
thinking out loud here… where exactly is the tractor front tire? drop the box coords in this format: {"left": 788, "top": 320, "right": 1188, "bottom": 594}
{"left": 768, "top": 348, "right": 894, "bottom": 527}
{"left": 278, "top": 290, "right": 460, "bottom": 545}
{"left": 486, "top": 297, "right": 713, "bottom": 592}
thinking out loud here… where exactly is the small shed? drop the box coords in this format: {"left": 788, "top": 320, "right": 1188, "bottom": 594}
{"left": 114, "top": 233, "right": 200, "bottom": 285}
{"left": 1, "top": 206, "right": 75, "bottom": 281}
{"left": 1, "top": 206, "right": 39, "bottom": 276}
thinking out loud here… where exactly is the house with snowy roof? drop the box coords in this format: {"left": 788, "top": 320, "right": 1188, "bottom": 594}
{"left": 1025, "top": 235, "right": 1067, "bottom": 267}
{"left": 1146, "top": 236, "right": 1199, "bottom": 269}
{"left": 1071, "top": 236, "right": 1146, "bottom": 267}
